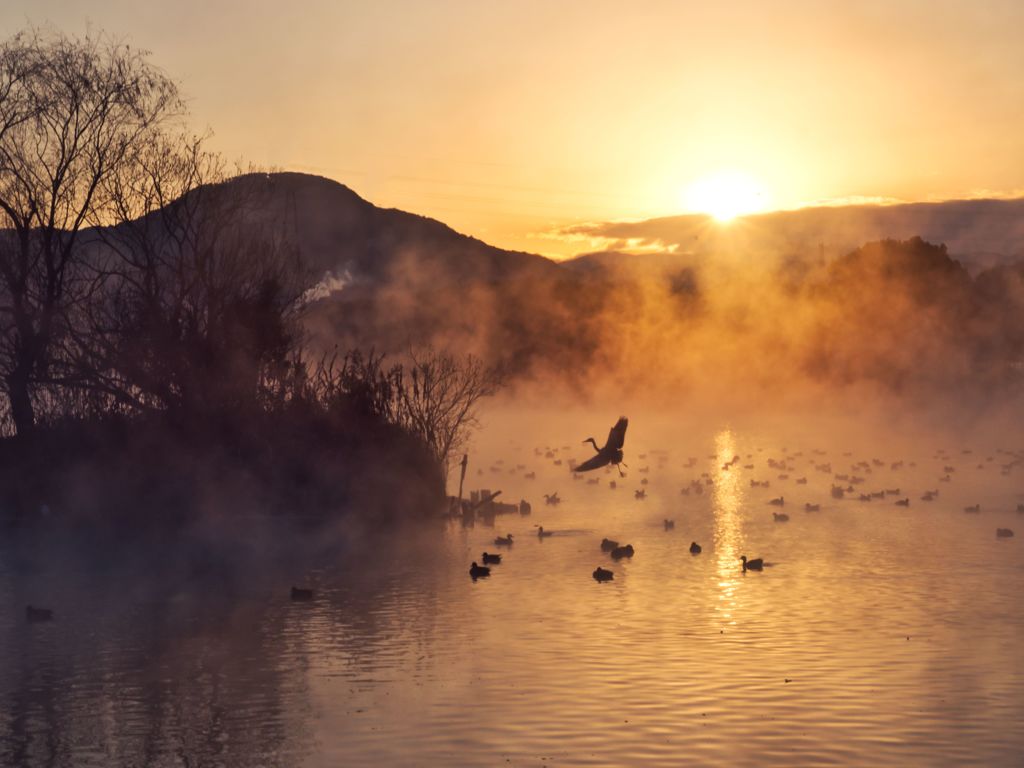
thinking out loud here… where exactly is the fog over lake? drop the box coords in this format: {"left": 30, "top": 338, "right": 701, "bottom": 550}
{"left": 3, "top": 403, "right": 1022, "bottom": 767}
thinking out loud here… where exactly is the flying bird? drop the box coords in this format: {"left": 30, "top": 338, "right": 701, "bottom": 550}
{"left": 574, "top": 417, "right": 629, "bottom": 476}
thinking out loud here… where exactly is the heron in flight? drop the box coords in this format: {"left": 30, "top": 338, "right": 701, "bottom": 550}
{"left": 574, "top": 417, "right": 629, "bottom": 477}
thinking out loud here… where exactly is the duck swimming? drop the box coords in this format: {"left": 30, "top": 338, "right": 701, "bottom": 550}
{"left": 689, "top": 541, "right": 702, "bottom": 555}
{"left": 741, "top": 555, "right": 764, "bottom": 571}
{"left": 768, "top": 496, "right": 784, "bottom": 506}
{"left": 537, "top": 526, "right": 554, "bottom": 538}
{"left": 25, "top": 605, "right": 53, "bottom": 621}
{"left": 469, "top": 562, "right": 491, "bottom": 579}
{"left": 610, "top": 544, "right": 635, "bottom": 559}
{"left": 593, "top": 566, "right": 614, "bottom": 582}
{"left": 495, "top": 534, "right": 514, "bottom": 546}
{"left": 482, "top": 552, "right": 502, "bottom": 564}
{"left": 290, "top": 587, "right": 314, "bottom": 601}
{"left": 601, "top": 538, "right": 619, "bottom": 552}
{"left": 663, "top": 519, "right": 675, "bottom": 531}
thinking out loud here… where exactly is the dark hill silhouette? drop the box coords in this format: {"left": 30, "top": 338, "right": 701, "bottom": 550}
{"left": 67, "top": 172, "right": 1023, "bottom": 397}
{"left": 194, "top": 172, "right": 562, "bottom": 286}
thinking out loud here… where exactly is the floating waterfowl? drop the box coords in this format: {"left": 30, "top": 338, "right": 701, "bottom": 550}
{"left": 634, "top": 489, "right": 647, "bottom": 500}
{"left": 741, "top": 555, "right": 763, "bottom": 571}
{"left": 593, "top": 566, "right": 614, "bottom": 582}
{"left": 689, "top": 541, "right": 702, "bottom": 555}
{"left": 25, "top": 605, "right": 53, "bottom": 621}
{"left": 804, "top": 503, "right": 820, "bottom": 512}
{"left": 895, "top": 498, "right": 910, "bottom": 507}
{"left": 544, "top": 493, "right": 561, "bottom": 506}
{"left": 469, "top": 562, "right": 491, "bottom": 579}
{"left": 768, "top": 496, "right": 784, "bottom": 506}
{"left": 964, "top": 504, "right": 981, "bottom": 514}
{"left": 663, "top": 519, "right": 675, "bottom": 531}
{"left": 601, "top": 537, "right": 619, "bottom": 552}
{"left": 773, "top": 512, "right": 790, "bottom": 522}
{"left": 495, "top": 534, "right": 514, "bottom": 546}
{"left": 537, "top": 526, "right": 554, "bottom": 538}
{"left": 996, "top": 528, "right": 1014, "bottom": 538}
{"left": 290, "top": 587, "right": 314, "bottom": 601}
{"left": 482, "top": 552, "right": 502, "bottom": 564}
{"left": 519, "top": 499, "right": 532, "bottom": 515}
{"left": 610, "top": 544, "right": 635, "bottom": 559}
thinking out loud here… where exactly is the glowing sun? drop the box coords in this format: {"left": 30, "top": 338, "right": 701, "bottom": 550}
{"left": 683, "top": 170, "right": 766, "bottom": 222}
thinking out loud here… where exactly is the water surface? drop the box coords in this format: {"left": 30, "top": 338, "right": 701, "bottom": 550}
{"left": 2, "top": 421, "right": 1022, "bottom": 766}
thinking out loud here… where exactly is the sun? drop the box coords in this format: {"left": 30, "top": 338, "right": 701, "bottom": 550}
{"left": 683, "top": 170, "right": 766, "bottom": 222}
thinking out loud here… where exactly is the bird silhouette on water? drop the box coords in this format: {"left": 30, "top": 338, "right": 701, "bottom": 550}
{"left": 741, "top": 555, "right": 764, "bottom": 571}
{"left": 469, "top": 562, "right": 491, "bottom": 579}
{"left": 574, "top": 417, "right": 629, "bottom": 477}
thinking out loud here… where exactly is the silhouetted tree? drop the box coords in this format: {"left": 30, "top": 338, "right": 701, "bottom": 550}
{"left": 83, "top": 146, "right": 309, "bottom": 420}
{"left": 395, "top": 349, "right": 503, "bottom": 482}
{"left": 0, "top": 28, "right": 180, "bottom": 435}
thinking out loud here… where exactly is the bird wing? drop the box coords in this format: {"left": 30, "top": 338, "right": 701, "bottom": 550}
{"left": 605, "top": 417, "right": 628, "bottom": 451}
{"left": 574, "top": 453, "right": 609, "bottom": 473}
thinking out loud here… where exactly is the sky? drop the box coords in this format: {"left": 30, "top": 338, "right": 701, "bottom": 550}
{"left": 2, "top": 0, "right": 1023, "bottom": 257}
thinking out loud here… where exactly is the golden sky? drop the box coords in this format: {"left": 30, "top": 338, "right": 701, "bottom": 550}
{"left": 3, "top": 0, "right": 1023, "bottom": 257}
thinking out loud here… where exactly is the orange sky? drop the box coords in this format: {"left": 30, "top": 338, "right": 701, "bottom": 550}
{"left": 3, "top": 0, "right": 1023, "bottom": 257}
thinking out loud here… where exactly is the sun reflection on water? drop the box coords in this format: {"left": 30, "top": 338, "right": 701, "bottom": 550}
{"left": 713, "top": 428, "right": 745, "bottom": 626}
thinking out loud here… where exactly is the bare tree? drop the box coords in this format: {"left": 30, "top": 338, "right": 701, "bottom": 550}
{"left": 395, "top": 349, "right": 503, "bottom": 482}
{"left": 0, "top": 28, "right": 180, "bottom": 435}
{"left": 78, "top": 139, "right": 309, "bottom": 419}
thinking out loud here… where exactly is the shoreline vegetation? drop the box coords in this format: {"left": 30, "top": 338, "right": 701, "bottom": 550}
{"left": 0, "top": 30, "right": 500, "bottom": 530}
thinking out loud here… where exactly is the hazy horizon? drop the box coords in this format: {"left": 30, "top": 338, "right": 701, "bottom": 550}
{"left": 3, "top": 1, "right": 1023, "bottom": 256}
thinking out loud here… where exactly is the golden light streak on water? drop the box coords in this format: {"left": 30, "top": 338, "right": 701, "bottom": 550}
{"left": 712, "top": 428, "right": 745, "bottom": 627}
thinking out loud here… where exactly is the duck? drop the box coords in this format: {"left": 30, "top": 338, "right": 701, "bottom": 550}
{"left": 996, "top": 528, "right": 1014, "bottom": 538}
{"left": 519, "top": 499, "right": 532, "bottom": 515}
{"left": 895, "top": 498, "right": 910, "bottom": 507}
{"left": 544, "top": 493, "right": 561, "bottom": 506}
{"left": 482, "top": 552, "right": 502, "bottom": 564}
{"left": 495, "top": 534, "right": 514, "bottom": 546}
{"left": 964, "top": 504, "right": 981, "bottom": 514}
{"left": 663, "top": 519, "right": 675, "bottom": 531}
{"left": 689, "top": 541, "right": 702, "bottom": 555}
{"left": 537, "top": 526, "right": 554, "bottom": 538}
{"left": 469, "top": 562, "right": 491, "bottom": 579}
{"left": 768, "top": 496, "right": 784, "bottom": 506}
{"left": 25, "top": 605, "right": 53, "bottom": 621}
{"left": 290, "top": 587, "right": 314, "bottom": 601}
{"left": 740, "top": 555, "right": 763, "bottom": 571}
{"left": 610, "top": 544, "right": 635, "bottom": 559}
{"left": 772, "top": 512, "right": 790, "bottom": 522}
{"left": 634, "top": 489, "right": 647, "bottom": 500}
{"left": 804, "top": 503, "right": 820, "bottom": 512}
{"left": 608, "top": 480, "right": 617, "bottom": 489}
{"left": 601, "top": 537, "right": 619, "bottom": 552}
{"left": 593, "top": 566, "right": 614, "bottom": 582}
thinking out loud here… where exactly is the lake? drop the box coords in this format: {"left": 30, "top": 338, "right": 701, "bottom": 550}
{"left": 2, "top": 411, "right": 1023, "bottom": 766}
